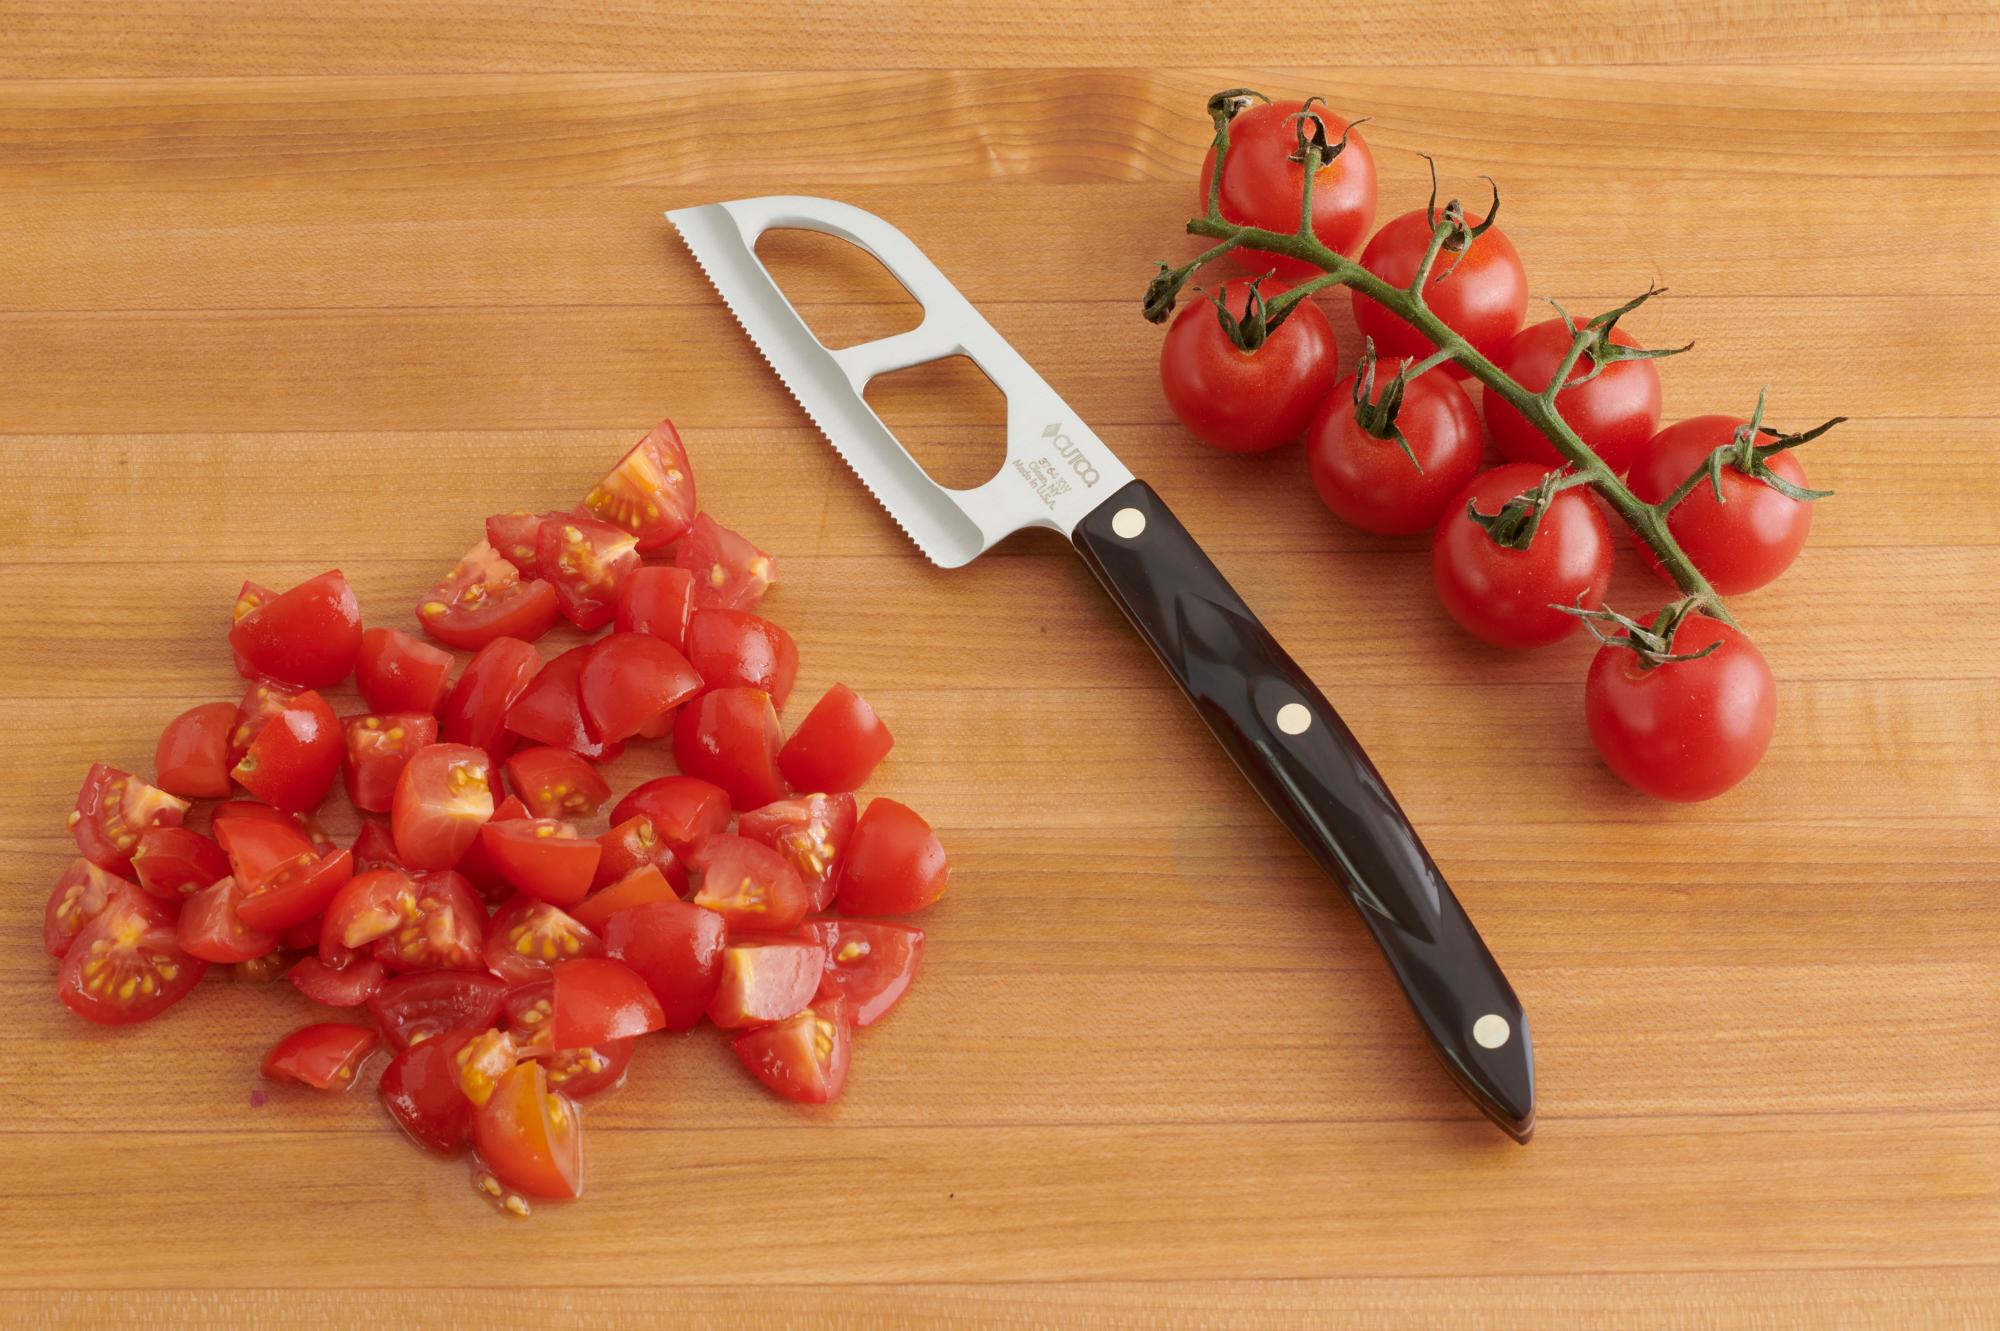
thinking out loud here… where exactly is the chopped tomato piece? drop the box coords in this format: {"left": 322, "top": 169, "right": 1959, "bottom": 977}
{"left": 70, "top": 763, "right": 189, "bottom": 875}
{"left": 342, "top": 711, "right": 438, "bottom": 814}
{"left": 453, "top": 1027, "right": 521, "bottom": 1105}
{"left": 454, "top": 794, "right": 529, "bottom": 901}
{"left": 356, "top": 626, "right": 454, "bottom": 716}
{"left": 577, "top": 632, "right": 702, "bottom": 743}
{"left": 237, "top": 847, "right": 353, "bottom": 933}
{"left": 232, "top": 688, "right": 341, "bottom": 812}
{"left": 687, "top": 833, "right": 809, "bottom": 932}
{"left": 417, "top": 540, "right": 561, "bottom": 650}
{"left": 321, "top": 868, "right": 418, "bottom": 958}
{"left": 350, "top": 820, "right": 405, "bottom": 872}
{"left": 287, "top": 953, "right": 387, "bottom": 1007}
{"left": 479, "top": 818, "right": 600, "bottom": 907}
{"left": 551, "top": 958, "right": 664, "bottom": 1048}
{"left": 229, "top": 570, "right": 363, "bottom": 688}
{"left": 706, "top": 938, "right": 824, "bottom": 1030}
{"left": 483, "top": 894, "right": 603, "bottom": 985}
{"left": 474, "top": 1062, "right": 583, "bottom": 1200}
{"left": 392, "top": 743, "right": 494, "bottom": 870}
{"left": 600, "top": 898, "right": 726, "bottom": 1032}
{"left": 676, "top": 513, "right": 774, "bottom": 611}
{"left": 615, "top": 565, "right": 696, "bottom": 648}
{"left": 581, "top": 418, "right": 698, "bottom": 552}
{"left": 211, "top": 799, "right": 333, "bottom": 852}
{"left": 375, "top": 870, "right": 486, "bottom": 973}
{"left": 544, "top": 1037, "right": 634, "bottom": 1100}
{"left": 591, "top": 816, "right": 685, "bottom": 894}
{"left": 486, "top": 509, "right": 560, "bottom": 577}
{"left": 685, "top": 610, "right": 798, "bottom": 708}
{"left": 57, "top": 891, "right": 205, "bottom": 1025}
{"left": 261, "top": 1022, "right": 379, "bottom": 1091}
{"left": 816, "top": 921, "right": 924, "bottom": 1026}
{"left": 227, "top": 682, "right": 297, "bottom": 766}
{"left": 213, "top": 811, "right": 315, "bottom": 890}
{"left": 673, "top": 687, "right": 785, "bottom": 810}
{"left": 502, "top": 979, "right": 557, "bottom": 1056}
{"left": 732, "top": 997, "right": 852, "bottom": 1103}
{"left": 439, "top": 636, "right": 540, "bottom": 769}
{"left": 608, "top": 776, "right": 732, "bottom": 860}
{"left": 504, "top": 746, "right": 611, "bottom": 820}
{"left": 369, "top": 970, "right": 510, "bottom": 1052}
{"left": 176, "top": 876, "right": 278, "bottom": 964}
{"left": 535, "top": 514, "right": 640, "bottom": 631}
{"left": 778, "top": 684, "right": 894, "bottom": 794}
{"left": 130, "top": 826, "right": 229, "bottom": 903}
{"left": 379, "top": 1024, "right": 482, "bottom": 1154}
{"left": 505, "top": 645, "right": 624, "bottom": 761}
{"left": 229, "top": 580, "right": 275, "bottom": 677}
{"left": 45, "top": 860, "right": 139, "bottom": 957}
{"left": 835, "top": 798, "right": 949, "bottom": 915}
{"left": 739, "top": 793, "right": 856, "bottom": 913}
{"left": 571, "top": 863, "right": 679, "bottom": 934}
{"left": 153, "top": 701, "right": 237, "bottom": 799}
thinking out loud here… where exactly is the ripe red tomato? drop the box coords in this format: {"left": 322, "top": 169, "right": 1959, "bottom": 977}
{"left": 505, "top": 746, "right": 611, "bottom": 820}
{"left": 154, "top": 701, "right": 237, "bottom": 800}
{"left": 483, "top": 894, "right": 604, "bottom": 985}
{"left": 70, "top": 763, "right": 188, "bottom": 875}
{"left": 176, "top": 876, "right": 278, "bottom": 964}
{"left": 287, "top": 953, "right": 386, "bottom": 1008}
{"left": 686, "top": 833, "right": 810, "bottom": 932}
{"left": 739, "top": 792, "right": 856, "bottom": 912}
{"left": 213, "top": 811, "right": 313, "bottom": 889}
{"left": 600, "top": 898, "right": 727, "bottom": 1032}
{"left": 453, "top": 794, "right": 529, "bottom": 901}
{"left": 707, "top": 938, "right": 825, "bottom": 1029}
{"left": 229, "top": 580, "right": 275, "bottom": 677}
{"left": 227, "top": 681, "right": 297, "bottom": 766}
{"left": 834, "top": 798, "right": 949, "bottom": 915}
{"left": 684, "top": 610, "right": 798, "bottom": 708}
{"left": 1584, "top": 611, "right": 1777, "bottom": 802}
{"left": 391, "top": 743, "right": 494, "bottom": 870}
{"left": 231, "top": 688, "right": 341, "bottom": 812}
{"left": 777, "top": 685, "right": 892, "bottom": 794}
{"left": 582, "top": 418, "right": 698, "bottom": 552}
{"left": 1484, "top": 319, "right": 1663, "bottom": 474}
{"left": 1159, "top": 279, "right": 1337, "bottom": 454}
{"left": 732, "top": 997, "right": 853, "bottom": 1104}
{"left": 1199, "top": 98, "right": 1376, "bottom": 270}
{"left": 1305, "top": 362, "right": 1483, "bottom": 536}
{"left": 578, "top": 632, "right": 703, "bottom": 743}
{"left": 550, "top": 958, "right": 664, "bottom": 1048}
{"left": 44, "top": 860, "right": 137, "bottom": 957}
{"left": 816, "top": 920, "right": 924, "bottom": 1027}
{"left": 589, "top": 818, "right": 685, "bottom": 895}
{"left": 473, "top": 1062, "right": 583, "bottom": 1200}
{"left": 478, "top": 818, "right": 601, "bottom": 907}
{"left": 1353, "top": 207, "right": 1527, "bottom": 370}
{"left": 237, "top": 847, "right": 353, "bottom": 934}
{"left": 544, "top": 1037, "right": 634, "bottom": 1100}
{"left": 673, "top": 687, "right": 785, "bottom": 810}
{"left": 341, "top": 711, "right": 438, "bottom": 814}
{"left": 375, "top": 871, "right": 485, "bottom": 972}
{"left": 350, "top": 820, "right": 405, "bottom": 872}
{"left": 535, "top": 514, "right": 640, "bottom": 631}
{"left": 261, "top": 1022, "right": 379, "bottom": 1091}
{"left": 504, "top": 645, "right": 623, "bottom": 761}
{"left": 417, "top": 541, "right": 560, "bottom": 650}
{"left": 1430, "top": 464, "right": 1613, "bottom": 649}
{"left": 380, "top": 1024, "right": 482, "bottom": 1154}
{"left": 676, "top": 514, "right": 775, "bottom": 612}
{"left": 615, "top": 565, "right": 696, "bottom": 648}
{"left": 130, "top": 826, "right": 229, "bottom": 903}
{"left": 439, "top": 636, "right": 540, "bottom": 769}
{"left": 56, "top": 890, "right": 205, "bottom": 1025}
{"left": 228, "top": 569, "right": 362, "bottom": 689}
{"left": 369, "top": 970, "right": 510, "bottom": 1051}
{"left": 357, "top": 626, "right": 455, "bottom": 716}
{"left": 608, "top": 776, "right": 732, "bottom": 860}
{"left": 1625, "top": 415, "right": 1816, "bottom": 595}
{"left": 572, "top": 862, "right": 680, "bottom": 933}
{"left": 485, "top": 509, "right": 558, "bottom": 576}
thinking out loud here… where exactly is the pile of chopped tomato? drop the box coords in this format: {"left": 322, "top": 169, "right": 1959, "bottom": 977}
{"left": 45, "top": 419, "right": 945, "bottom": 1216}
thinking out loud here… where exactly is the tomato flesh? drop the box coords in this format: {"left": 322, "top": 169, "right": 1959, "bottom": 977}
{"left": 505, "top": 645, "right": 623, "bottom": 761}
{"left": 545, "top": 1037, "right": 633, "bottom": 1100}
{"left": 574, "top": 862, "right": 680, "bottom": 937}
{"left": 479, "top": 818, "right": 601, "bottom": 907}
{"left": 687, "top": 833, "right": 810, "bottom": 932}
{"left": 369, "top": 970, "right": 510, "bottom": 1052}
{"left": 590, "top": 815, "right": 684, "bottom": 895}
{"left": 578, "top": 632, "right": 703, "bottom": 743}
{"left": 341, "top": 711, "right": 438, "bottom": 814}
{"left": 232, "top": 688, "right": 341, "bottom": 812}
{"left": 262, "top": 1022, "right": 379, "bottom": 1091}
{"left": 817, "top": 921, "right": 924, "bottom": 1027}
{"left": 71, "top": 763, "right": 189, "bottom": 875}
{"left": 550, "top": 957, "right": 664, "bottom": 1048}
{"left": 229, "top": 580, "right": 275, "bottom": 677}
{"left": 483, "top": 894, "right": 604, "bottom": 985}
{"left": 834, "top": 798, "right": 949, "bottom": 915}
{"left": 237, "top": 847, "right": 353, "bottom": 934}
{"left": 675, "top": 514, "right": 775, "bottom": 612}
{"left": 154, "top": 701, "right": 237, "bottom": 799}
{"left": 473, "top": 1061, "right": 583, "bottom": 1200}
{"left": 739, "top": 793, "right": 854, "bottom": 913}
{"left": 375, "top": 870, "right": 486, "bottom": 972}
{"left": 45, "top": 860, "right": 139, "bottom": 957}
{"left": 177, "top": 876, "right": 278, "bottom": 964}
{"left": 706, "top": 938, "right": 824, "bottom": 1030}
{"left": 356, "top": 626, "right": 454, "bottom": 716}
{"left": 228, "top": 570, "right": 363, "bottom": 689}
{"left": 417, "top": 541, "right": 561, "bottom": 650}
{"left": 57, "top": 891, "right": 206, "bottom": 1025}
{"left": 536, "top": 514, "right": 640, "bottom": 631}
{"left": 350, "top": 820, "right": 406, "bottom": 872}
{"left": 601, "top": 899, "right": 727, "bottom": 1032}
{"left": 130, "top": 826, "right": 230, "bottom": 903}
{"left": 673, "top": 687, "right": 785, "bottom": 810}
{"left": 485, "top": 510, "right": 557, "bottom": 577}
{"left": 438, "top": 636, "right": 541, "bottom": 769}
{"left": 615, "top": 565, "right": 696, "bottom": 649}
{"left": 608, "top": 776, "right": 732, "bottom": 860}
{"left": 732, "top": 997, "right": 852, "bottom": 1104}
{"left": 392, "top": 743, "right": 495, "bottom": 871}
{"left": 379, "top": 1024, "right": 482, "bottom": 1154}
{"left": 582, "top": 418, "right": 698, "bottom": 552}
{"left": 503, "top": 745, "right": 611, "bottom": 820}
{"left": 288, "top": 954, "right": 387, "bottom": 1007}
{"left": 777, "top": 685, "right": 892, "bottom": 794}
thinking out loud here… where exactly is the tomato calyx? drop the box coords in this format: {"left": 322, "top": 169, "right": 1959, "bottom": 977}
{"left": 1559, "top": 596, "right": 1723, "bottom": 671}
{"left": 1464, "top": 468, "right": 1593, "bottom": 550}
{"left": 1657, "top": 388, "right": 1843, "bottom": 512}
{"left": 1206, "top": 274, "right": 1295, "bottom": 352}
{"left": 1284, "top": 95, "right": 1364, "bottom": 170}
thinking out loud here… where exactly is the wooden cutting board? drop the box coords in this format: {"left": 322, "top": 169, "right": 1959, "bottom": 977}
{"left": 2, "top": 4, "right": 1996, "bottom": 1327}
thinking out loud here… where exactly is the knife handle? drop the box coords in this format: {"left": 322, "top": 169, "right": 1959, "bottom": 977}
{"left": 1072, "top": 479, "right": 1534, "bottom": 1140}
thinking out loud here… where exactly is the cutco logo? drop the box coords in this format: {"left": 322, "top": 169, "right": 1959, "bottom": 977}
{"left": 1040, "top": 423, "right": 1101, "bottom": 488}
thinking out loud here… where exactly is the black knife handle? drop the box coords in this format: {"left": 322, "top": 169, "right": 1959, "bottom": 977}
{"left": 1073, "top": 479, "right": 1534, "bottom": 1141}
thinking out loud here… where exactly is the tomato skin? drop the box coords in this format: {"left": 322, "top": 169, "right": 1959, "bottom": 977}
{"left": 232, "top": 689, "right": 341, "bottom": 813}
{"left": 356, "top": 626, "right": 454, "bottom": 716}
{"left": 687, "top": 833, "right": 810, "bottom": 932}
{"left": 505, "top": 645, "right": 624, "bottom": 762}
{"left": 213, "top": 812, "right": 314, "bottom": 891}
{"left": 1305, "top": 363, "right": 1483, "bottom": 536}
{"left": 676, "top": 514, "right": 775, "bottom": 612}
{"left": 673, "top": 687, "right": 786, "bottom": 811}
{"left": 379, "top": 1024, "right": 482, "bottom": 1154}
{"left": 287, "top": 954, "right": 386, "bottom": 1007}
{"left": 590, "top": 818, "right": 685, "bottom": 895}
{"left": 1625, "top": 415, "right": 1815, "bottom": 595}
{"left": 732, "top": 997, "right": 853, "bottom": 1104}
{"left": 600, "top": 899, "right": 727, "bottom": 1032}
{"left": 261, "top": 1022, "right": 379, "bottom": 1091}
{"left": 578, "top": 632, "right": 704, "bottom": 743}
{"left": 130, "top": 826, "right": 230, "bottom": 903}
{"left": 1584, "top": 613, "right": 1777, "bottom": 802}
{"left": 1484, "top": 320, "right": 1663, "bottom": 474}
{"left": 369, "top": 970, "right": 511, "bottom": 1052}
{"left": 572, "top": 864, "right": 679, "bottom": 937}
{"left": 154, "top": 702, "right": 238, "bottom": 799}
{"left": 1431, "top": 464, "right": 1614, "bottom": 649}
{"left": 237, "top": 847, "right": 353, "bottom": 933}
{"left": 417, "top": 541, "right": 561, "bottom": 651}
{"left": 1199, "top": 99, "right": 1376, "bottom": 271}
{"left": 341, "top": 711, "right": 438, "bottom": 814}
{"left": 483, "top": 895, "right": 604, "bottom": 985}
{"left": 177, "top": 876, "right": 279, "bottom": 964}
{"left": 1159, "top": 280, "right": 1338, "bottom": 454}
{"left": 616, "top": 565, "right": 696, "bottom": 649}
{"left": 228, "top": 570, "right": 363, "bottom": 689}
{"left": 505, "top": 746, "right": 611, "bottom": 820}
{"left": 57, "top": 891, "right": 206, "bottom": 1025}
{"left": 392, "top": 743, "right": 495, "bottom": 871}
{"left": 608, "top": 776, "right": 732, "bottom": 859}
{"left": 817, "top": 921, "right": 924, "bottom": 1027}
{"left": 439, "top": 636, "right": 541, "bottom": 770}
{"left": 71, "top": 763, "right": 189, "bottom": 875}
{"left": 1353, "top": 208, "right": 1528, "bottom": 370}
{"left": 536, "top": 514, "right": 640, "bottom": 631}
{"left": 777, "top": 685, "right": 893, "bottom": 794}
{"left": 480, "top": 819, "right": 601, "bottom": 907}
{"left": 474, "top": 1062, "right": 584, "bottom": 1200}
{"left": 45, "top": 861, "right": 140, "bottom": 957}
{"left": 739, "top": 793, "right": 856, "bottom": 913}
{"left": 550, "top": 957, "right": 665, "bottom": 1048}
{"left": 684, "top": 611, "right": 798, "bottom": 708}
{"left": 834, "top": 798, "right": 949, "bottom": 916}
{"left": 583, "top": 417, "right": 699, "bottom": 552}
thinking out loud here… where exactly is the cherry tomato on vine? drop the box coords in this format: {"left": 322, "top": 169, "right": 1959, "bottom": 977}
{"left": 1484, "top": 319, "right": 1663, "bottom": 474}
{"left": 1159, "top": 279, "right": 1337, "bottom": 454}
{"left": 1353, "top": 206, "right": 1527, "bottom": 371}
{"left": 1625, "top": 415, "right": 1817, "bottom": 595}
{"left": 1306, "top": 360, "right": 1483, "bottom": 536}
{"left": 1430, "top": 464, "right": 1613, "bottom": 649}
{"left": 1199, "top": 97, "right": 1376, "bottom": 272}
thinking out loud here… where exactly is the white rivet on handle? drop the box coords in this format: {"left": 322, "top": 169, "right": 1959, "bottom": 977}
{"left": 1275, "top": 702, "right": 1311, "bottom": 735}
{"left": 1473, "top": 1014, "right": 1511, "bottom": 1049}
{"left": 1111, "top": 507, "right": 1146, "bottom": 539}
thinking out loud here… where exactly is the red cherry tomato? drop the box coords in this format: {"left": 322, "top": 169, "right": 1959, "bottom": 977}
{"left": 673, "top": 687, "right": 785, "bottom": 811}
{"left": 535, "top": 514, "right": 640, "bottom": 631}
{"left": 375, "top": 870, "right": 485, "bottom": 973}
{"left": 582, "top": 417, "right": 698, "bottom": 552}
{"left": 70, "top": 763, "right": 188, "bottom": 875}
{"left": 44, "top": 860, "right": 138, "bottom": 957}
{"left": 321, "top": 868, "right": 417, "bottom": 958}
{"left": 379, "top": 1024, "right": 482, "bottom": 1154}
{"left": 228, "top": 569, "right": 362, "bottom": 688}
{"left": 341, "top": 711, "right": 438, "bottom": 814}
{"left": 589, "top": 818, "right": 685, "bottom": 895}
{"left": 153, "top": 702, "right": 237, "bottom": 799}
{"left": 287, "top": 953, "right": 386, "bottom": 1007}
{"left": 474, "top": 1061, "right": 583, "bottom": 1199}
{"left": 231, "top": 688, "right": 341, "bottom": 812}
{"left": 1353, "top": 207, "right": 1527, "bottom": 370}
{"left": 229, "top": 580, "right": 275, "bottom": 677}
{"left": 129, "top": 826, "right": 229, "bottom": 903}
{"left": 572, "top": 863, "right": 680, "bottom": 933}
{"left": 1484, "top": 319, "right": 1663, "bottom": 474}
{"left": 608, "top": 776, "right": 731, "bottom": 859}
{"left": 485, "top": 509, "right": 558, "bottom": 576}
{"left": 1625, "top": 415, "right": 1816, "bottom": 595}
{"left": 237, "top": 847, "right": 353, "bottom": 934}
{"left": 684, "top": 610, "right": 798, "bottom": 708}
{"left": 504, "top": 745, "right": 611, "bottom": 820}
{"left": 356, "top": 626, "right": 454, "bottom": 715}
{"left": 1306, "top": 362, "right": 1483, "bottom": 536}
{"left": 1431, "top": 464, "right": 1613, "bottom": 649}
{"left": 349, "top": 820, "right": 406, "bottom": 872}
{"left": 504, "top": 645, "right": 623, "bottom": 761}
{"left": 601, "top": 898, "right": 726, "bottom": 1032}
{"left": 417, "top": 541, "right": 560, "bottom": 650}
{"left": 1199, "top": 98, "right": 1376, "bottom": 271}
{"left": 483, "top": 894, "right": 604, "bottom": 985}
{"left": 676, "top": 514, "right": 775, "bottom": 612}
{"left": 777, "top": 685, "right": 892, "bottom": 794}
{"left": 706, "top": 938, "right": 824, "bottom": 1030}
{"left": 213, "top": 811, "right": 314, "bottom": 890}
{"left": 369, "top": 970, "right": 511, "bottom": 1052}
{"left": 57, "top": 890, "right": 205, "bottom": 1025}
{"left": 834, "top": 798, "right": 949, "bottom": 916}
{"left": 1159, "top": 279, "right": 1337, "bottom": 454}
{"left": 177, "top": 876, "right": 278, "bottom": 964}
{"left": 226, "top": 681, "right": 296, "bottom": 767}
{"left": 453, "top": 794, "right": 529, "bottom": 901}
{"left": 478, "top": 818, "right": 601, "bottom": 907}
{"left": 615, "top": 565, "right": 696, "bottom": 648}
{"left": 578, "top": 632, "right": 703, "bottom": 743}
{"left": 261, "top": 1022, "right": 379, "bottom": 1091}
{"left": 439, "top": 636, "right": 540, "bottom": 769}
{"left": 392, "top": 744, "right": 495, "bottom": 871}
{"left": 739, "top": 792, "right": 856, "bottom": 912}
{"left": 551, "top": 957, "right": 664, "bottom": 1048}
{"left": 732, "top": 997, "right": 853, "bottom": 1104}
{"left": 816, "top": 920, "right": 924, "bottom": 1027}
{"left": 544, "top": 1036, "right": 634, "bottom": 1100}
{"left": 1584, "top": 611, "right": 1777, "bottom": 802}
{"left": 686, "top": 833, "right": 810, "bottom": 932}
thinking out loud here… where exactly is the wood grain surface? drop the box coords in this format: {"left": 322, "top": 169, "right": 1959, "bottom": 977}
{"left": 2, "top": 3, "right": 1996, "bottom": 1328}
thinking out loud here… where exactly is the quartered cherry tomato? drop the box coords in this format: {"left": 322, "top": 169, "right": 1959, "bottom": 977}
{"left": 57, "top": 890, "right": 205, "bottom": 1025}
{"left": 380, "top": 1024, "right": 483, "bottom": 1154}
{"left": 590, "top": 817, "right": 685, "bottom": 894}
{"left": 479, "top": 818, "right": 600, "bottom": 907}
{"left": 732, "top": 997, "right": 853, "bottom": 1104}
{"left": 417, "top": 541, "right": 560, "bottom": 650}
{"left": 485, "top": 509, "right": 559, "bottom": 577}
{"left": 581, "top": 418, "right": 698, "bottom": 552}
{"left": 287, "top": 953, "right": 387, "bottom": 1007}
{"left": 673, "top": 687, "right": 785, "bottom": 810}
{"left": 374, "top": 870, "right": 485, "bottom": 973}
{"left": 70, "top": 763, "right": 188, "bottom": 875}
{"left": 1306, "top": 361, "right": 1483, "bottom": 536}
{"left": 1430, "top": 463, "right": 1613, "bottom": 650}
{"left": 232, "top": 688, "right": 341, "bottom": 812}
{"left": 228, "top": 569, "right": 362, "bottom": 689}
{"left": 1484, "top": 319, "right": 1663, "bottom": 474}
{"left": 261, "top": 1022, "right": 378, "bottom": 1091}
{"left": 684, "top": 610, "right": 798, "bottom": 708}
{"left": 817, "top": 920, "right": 924, "bottom": 1027}
{"left": 615, "top": 565, "right": 696, "bottom": 649}
{"left": 153, "top": 702, "right": 237, "bottom": 799}
{"left": 706, "top": 938, "right": 824, "bottom": 1030}
{"left": 483, "top": 895, "right": 604, "bottom": 985}
{"left": 229, "top": 580, "right": 275, "bottom": 678}
{"left": 601, "top": 898, "right": 727, "bottom": 1032}
{"left": 356, "top": 626, "right": 455, "bottom": 716}
{"left": 687, "top": 833, "right": 810, "bottom": 932}
{"left": 578, "top": 632, "right": 703, "bottom": 743}
{"left": 1353, "top": 206, "right": 1528, "bottom": 370}
{"left": 1160, "top": 279, "right": 1337, "bottom": 454}
{"left": 1625, "top": 415, "right": 1817, "bottom": 595}
{"left": 834, "top": 798, "right": 949, "bottom": 915}
{"left": 176, "top": 876, "right": 278, "bottom": 964}
{"left": 454, "top": 794, "right": 528, "bottom": 901}
{"left": 473, "top": 1061, "right": 583, "bottom": 1199}
{"left": 505, "top": 645, "right": 623, "bottom": 761}
{"left": 439, "top": 636, "right": 541, "bottom": 769}
{"left": 544, "top": 1037, "right": 634, "bottom": 1100}
{"left": 571, "top": 863, "right": 680, "bottom": 934}
{"left": 237, "top": 847, "right": 353, "bottom": 934}
{"left": 368, "top": 969, "right": 510, "bottom": 1051}
{"left": 535, "top": 514, "right": 640, "bottom": 631}
{"left": 676, "top": 514, "right": 775, "bottom": 612}
{"left": 505, "top": 746, "right": 611, "bottom": 820}
{"left": 214, "top": 811, "right": 314, "bottom": 889}
{"left": 1200, "top": 97, "right": 1376, "bottom": 271}
{"left": 739, "top": 793, "right": 856, "bottom": 912}
{"left": 391, "top": 744, "right": 494, "bottom": 871}
{"left": 349, "top": 820, "right": 406, "bottom": 872}
{"left": 608, "top": 776, "right": 732, "bottom": 860}
{"left": 130, "top": 826, "right": 229, "bottom": 903}
{"left": 44, "top": 860, "right": 138, "bottom": 957}
{"left": 341, "top": 711, "right": 438, "bottom": 814}
{"left": 1584, "top": 611, "right": 1777, "bottom": 802}
{"left": 550, "top": 958, "right": 664, "bottom": 1048}
{"left": 777, "top": 685, "right": 892, "bottom": 794}
{"left": 212, "top": 799, "right": 333, "bottom": 853}
{"left": 227, "top": 681, "right": 297, "bottom": 767}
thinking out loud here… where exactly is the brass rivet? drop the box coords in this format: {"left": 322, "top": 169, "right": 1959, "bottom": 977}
{"left": 1473, "top": 1014, "right": 1511, "bottom": 1049}
{"left": 1275, "top": 702, "right": 1311, "bottom": 735}
{"left": 1111, "top": 507, "right": 1146, "bottom": 539}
